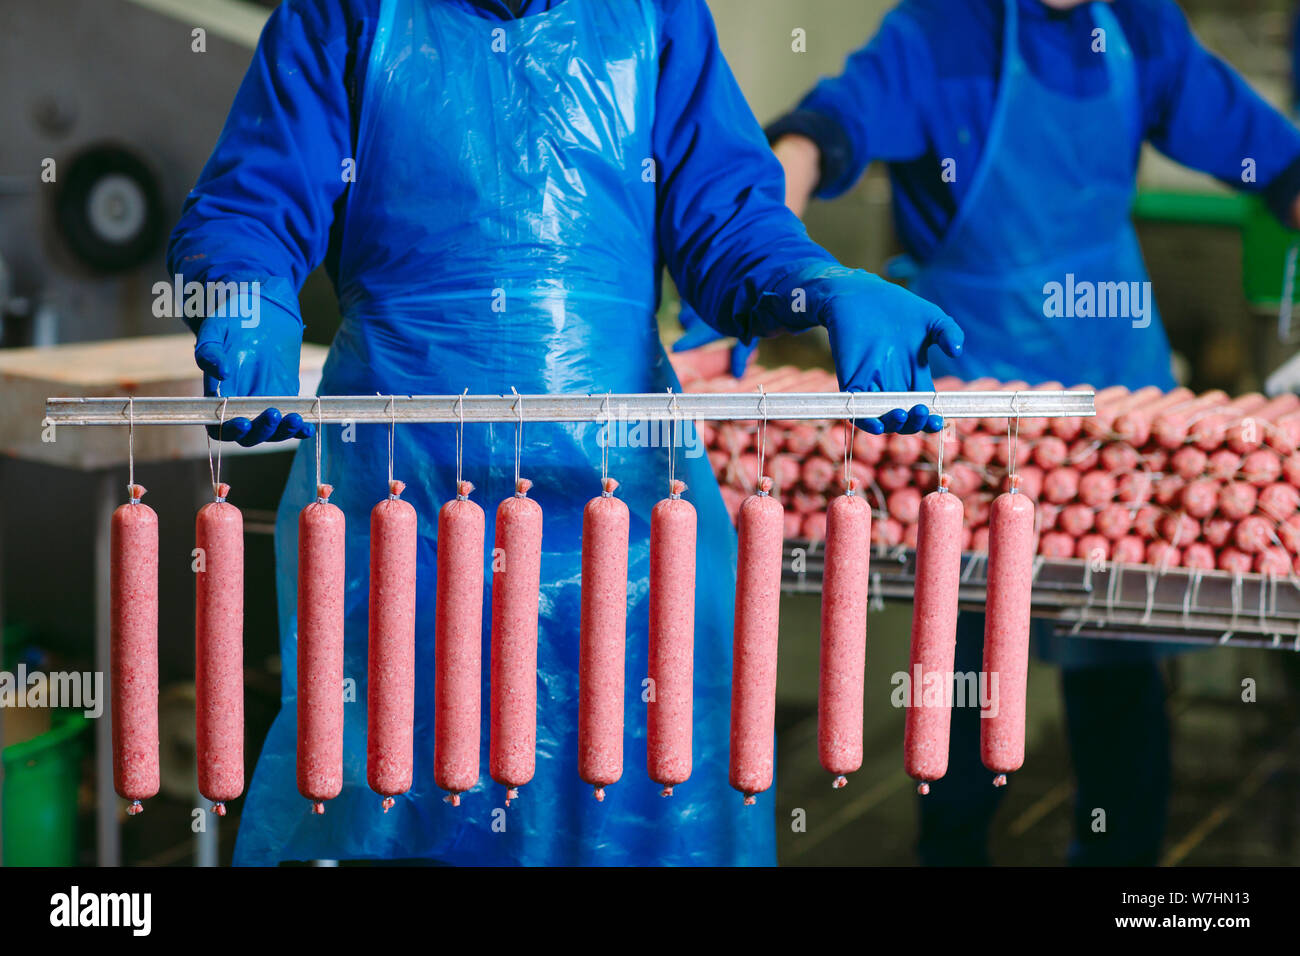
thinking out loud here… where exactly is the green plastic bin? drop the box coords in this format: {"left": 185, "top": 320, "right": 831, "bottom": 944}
{"left": 1242, "top": 198, "right": 1300, "bottom": 308}
{"left": 3, "top": 626, "right": 91, "bottom": 866}
{"left": 3, "top": 711, "right": 89, "bottom": 866}
{"left": 1133, "top": 190, "right": 1299, "bottom": 308}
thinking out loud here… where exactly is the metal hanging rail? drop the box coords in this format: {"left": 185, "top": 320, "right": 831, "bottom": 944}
{"left": 43, "top": 390, "right": 1094, "bottom": 426}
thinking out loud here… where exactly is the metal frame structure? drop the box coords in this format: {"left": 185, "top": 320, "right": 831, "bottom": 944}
{"left": 44, "top": 389, "right": 1095, "bottom": 426}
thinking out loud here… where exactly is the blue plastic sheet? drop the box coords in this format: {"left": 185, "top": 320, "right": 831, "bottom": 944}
{"left": 233, "top": 0, "right": 775, "bottom": 865}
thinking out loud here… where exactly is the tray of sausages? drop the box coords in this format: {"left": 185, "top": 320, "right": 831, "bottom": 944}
{"left": 783, "top": 543, "right": 1300, "bottom": 649}
{"left": 673, "top": 353, "right": 1300, "bottom": 633}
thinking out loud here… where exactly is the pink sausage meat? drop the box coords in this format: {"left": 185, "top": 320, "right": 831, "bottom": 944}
{"left": 435, "top": 480, "right": 485, "bottom": 803}
{"left": 490, "top": 478, "right": 543, "bottom": 803}
{"left": 367, "top": 479, "right": 417, "bottom": 810}
{"left": 298, "top": 483, "right": 346, "bottom": 813}
{"left": 819, "top": 483, "right": 872, "bottom": 786}
{"left": 112, "top": 484, "right": 160, "bottom": 813}
{"left": 904, "top": 479, "right": 964, "bottom": 791}
{"left": 579, "top": 477, "right": 630, "bottom": 800}
{"left": 730, "top": 477, "right": 785, "bottom": 804}
{"left": 981, "top": 483, "right": 1036, "bottom": 784}
{"left": 195, "top": 482, "right": 243, "bottom": 813}
{"left": 647, "top": 479, "right": 696, "bottom": 795}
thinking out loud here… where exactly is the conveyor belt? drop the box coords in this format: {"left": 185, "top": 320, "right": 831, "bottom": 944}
{"left": 782, "top": 541, "right": 1300, "bottom": 652}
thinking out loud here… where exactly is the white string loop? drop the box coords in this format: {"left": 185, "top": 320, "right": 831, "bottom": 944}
{"left": 313, "top": 397, "right": 323, "bottom": 491}
{"left": 511, "top": 387, "right": 523, "bottom": 487}
{"left": 599, "top": 391, "right": 612, "bottom": 485}
{"left": 206, "top": 395, "right": 229, "bottom": 498}
{"left": 386, "top": 394, "right": 396, "bottom": 487}
{"left": 1006, "top": 390, "right": 1023, "bottom": 481}
{"left": 455, "top": 389, "right": 467, "bottom": 486}
{"left": 127, "top": 396, "right": 135, "bottom": 494}
{"left": 667, "top": 389, "right": 680, "bottom": 490}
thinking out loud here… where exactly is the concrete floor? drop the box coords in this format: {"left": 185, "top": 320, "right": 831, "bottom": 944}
{"left": 774, "top": 597, "right": 1300, "bottom": 866}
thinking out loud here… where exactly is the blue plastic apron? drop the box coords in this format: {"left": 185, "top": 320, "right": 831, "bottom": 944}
{"left": 907, "top": 0, "right": 1175, "bottom": 392}
{"left": 906, "top": 1, "right": 1179, "bottom": 667}
{"left": 234, "top": 0, "right": 773, "bottom": 865}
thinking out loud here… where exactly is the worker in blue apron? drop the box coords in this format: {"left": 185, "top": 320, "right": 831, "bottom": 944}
{"left": 170, "top": 0, "right": 960, "bottom": 866}
{"left": 739, "top": 0, "right": 1300, "bottom": 864}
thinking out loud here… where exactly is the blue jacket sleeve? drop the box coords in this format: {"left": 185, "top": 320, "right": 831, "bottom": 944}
{"left": 166, "top": 0, "right": 355, "bottom": 327}
{"left": 1142, "top": 0, "right": 1300, "bottom": 226}
{"left": 653, "top": 0, "right": 847, "bottom": 342}
{"left": 767, "top": 8, "right": 934, "bottom": 199}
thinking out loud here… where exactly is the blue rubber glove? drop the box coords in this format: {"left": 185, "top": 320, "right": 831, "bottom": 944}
{"left": 188, "top": 280, "right": 314, "bottom": 446}
{"left": 672, "top": 301, "right": 757, "bottom": 378}
{"left": 801, "top": 267, "right": 963, "bottom": 435}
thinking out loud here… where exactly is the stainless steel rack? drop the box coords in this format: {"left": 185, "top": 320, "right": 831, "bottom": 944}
{"left": 783, "top": 543, "right": 1300, "bottom": 651}
{"left": 44, "top": 389, "right": 1095, "bottom": 426}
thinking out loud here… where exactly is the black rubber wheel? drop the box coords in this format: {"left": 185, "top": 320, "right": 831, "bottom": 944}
{"left": 54, "top": 144, "right": 164, "bottom": 273}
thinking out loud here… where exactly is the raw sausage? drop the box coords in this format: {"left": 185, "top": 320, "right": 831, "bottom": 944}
{"left": 1259, "top": 483, "right": 1300, "bottom": 522}
{"left": 801, "top": 456, "right": 836, "bottom": 493}
{"left": 1151, "top": 390, "right": 1228, "bottom": 449}
{"left": 435, "top": 480, "right": 485, "bottom": 805}
{"left": 1043, "top": 467, "right": 1080, "bottom": 504}
{"left": 112, "top": 484, "right": 159, "bottom": 815}
{"left": 904, "top": 477, "right": 963, "bottom": 793}
{"left": 195, "top": 482, "right": 243, "bottom": 815}
{"left": 298, "top": 483, "right": 346, "bottom": 814}
{"left": 1170, "top": 446, "right": 1208, "bottom": 480}
{"left": 1228, "top": 393, "right": 1299, "bottom": 454}
{"left": 1146, "top": 541, "right": 1182, "bottom": 568}
{"left": 1218, "top": 482, "right": 1258, "bottom": 521}
{"left": 819, "top": 480, "right": 872, "bottom": 787}
{"left": 1097, "top": 440, "right": 1138, "bottom": 474}
{"left": 1111, "top": 387, "right": 1194, "bottom": 446}
{"left": 1032, "top": 436, "right": 1068, "bottom": 470}
{"left": 1241, "top": 450, "right": 1282, "bottom": 486}
{"left": 1039, "top": 531, "right": 1075, "bottom": 558}
{"left": 1189, "top": 393, "right": 1267, "bottom": 451}
{"left": 1077, "top": 471, "right": 1117, "bottom": 507}
{"left": 490, "top": 478, "right": 543, "bottom": 804}
{"left": 802, "top": 511, "right": 828, "bottom": 541}
{"left": 1085, "top": 386, "right": 1160, "bottom": 438}
{"left": 579, "top": 477, "right": 630, "bottom": 801}
{"left": 1207, "top": 449, "right": 1243, "bottom": 480}
{"left": 981, "top": 479, "right": 1036, "bottom": 786}
{"left": 368, "top": 479, "right": 417, "bottom": 811}
{"left": 1180, "top": 479, "right": 1219, "bottom": 519}
{"left": 1075, "top": 534, "right": 1110, "bottom": 562}
{"left": 647, "top": 479, "right": 696, "bottom": 795}
{"left": 1183, "top": 542, "right": 1217, "bottom": 570}
{"left": 872, "top": 517, "right": 905, "bottom": 548}
{"left": 1111, "top": 535, "right": 1146, "bottom": 564}
{"left": 730, "top": 477, "right": 785, "bottom": 804}
{"left": 1095, "top": 503, "right": 1133, "bottom": 540}
{"left": 1218, "top": 547, "right": 1253, "bottom": 573}
{"left": 1052, "top": 384, "right": 1119, "bottom": 441}
{"left": 886, "top": 487, "right": 923, "bottom": 525}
